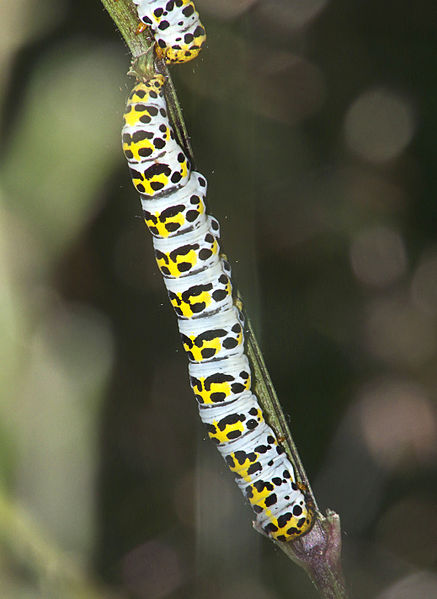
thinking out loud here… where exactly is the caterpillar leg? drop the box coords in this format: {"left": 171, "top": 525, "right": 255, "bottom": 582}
{"left": 135, "top": 22, "right": 148, "bottom": 35}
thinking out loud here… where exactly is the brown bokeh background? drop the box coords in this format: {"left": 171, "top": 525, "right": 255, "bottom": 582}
{"left": 1, "top": 1, "right": 436, "bottom": 597}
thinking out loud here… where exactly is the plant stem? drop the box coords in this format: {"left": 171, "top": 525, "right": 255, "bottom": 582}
{"left": 101, "top": 0, "right": 149, "bottom": 58}
{"left": 240, "top": 299, "right": 348, "bottom": 598}
{"left": 101, "top": 2, "right": 349, "bottom": 597}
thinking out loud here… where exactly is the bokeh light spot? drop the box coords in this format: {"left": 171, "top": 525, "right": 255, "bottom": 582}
{"left": 376, "top": 497, "right": 437, "bottom": 568}
{"left": 359, "top": 380, "right": 437, "bottom": 471}
{"left": 365, "top": 296, "right": 436, "bottom": 367}
{"left": 198, "top": 0, "right": 257, "bottom": 20}
{"left": 122, "top": 540, "right": 182, "bottom": 599}
{"left": 256, "top": 0, "right": 329, "bottom": 31}
{"left": 377, "top": 572, "right": 437, "bottom": 599}
{"left": 344, "top": 89, "right": 415, "bottom": 163}
{"left": 350, "top": 225, "right": 407, "bottom": 287}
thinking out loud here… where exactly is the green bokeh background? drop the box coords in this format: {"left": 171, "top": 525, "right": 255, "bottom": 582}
{"left": 1, "top": 1, "right": 436, "bottom": 597}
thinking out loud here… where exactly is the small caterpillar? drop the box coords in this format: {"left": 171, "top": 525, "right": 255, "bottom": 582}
{"left": 132, "top": 0, "right": 206, "bottom": 64}
{"left": 122, "top": 73, "right": 314, "bottom": 542}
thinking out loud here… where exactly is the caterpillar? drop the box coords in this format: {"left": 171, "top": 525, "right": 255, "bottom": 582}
{"left": 122, "top": 72, "right": 315, "bottom": 543}
{"left": 131, "top": 0, "right": 206, "bottom": 64}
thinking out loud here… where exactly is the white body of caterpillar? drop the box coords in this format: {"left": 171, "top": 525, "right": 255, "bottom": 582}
{"left": 122, "top": 74, "right": 314, "bottom": 542}
{"left": 132, "top": 0, "right": 206, "bottom": 64}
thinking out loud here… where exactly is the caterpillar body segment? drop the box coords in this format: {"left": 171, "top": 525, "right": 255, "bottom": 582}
{"left": 199, "top": 391, "right": 264, "bottom": 444}
{"left": 178, "top": 305, "right": 245, "bottom": 363}
{"left": 247, "top": 476, "right": 310, "bottom": 541}
{"left": 141, "top": 171, "right": 208, "bottom": 238}
{"left": 222, "top": 423, "right": 285, "bottom": 482}
{"left": 153, "top": 216, "right": 220, "bottom": 279}
{"left": 123, "top": 77, "right": 314, "bottom": 542}
{"left": 122, "top": 77, "right": 191, "bottom": 197}
{"left": 164, "top": 260, "right": 233, "bottom": 319}
{"left": 188, "top": 354, "right": 252, "bottom": 405}
{"left": 132, "top": 0, "right": 206, "bottom": 64}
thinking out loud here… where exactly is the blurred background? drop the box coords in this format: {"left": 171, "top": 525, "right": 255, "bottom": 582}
{"left": 1, "top": 0, "right": 436, "bottom": 597}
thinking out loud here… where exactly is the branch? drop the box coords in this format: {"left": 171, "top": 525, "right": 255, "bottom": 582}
{"left": 101, "top": 2, "right": 349, "bottom": 597}
{"left": 101, "top": 0, "right": 150, "bottom": 58}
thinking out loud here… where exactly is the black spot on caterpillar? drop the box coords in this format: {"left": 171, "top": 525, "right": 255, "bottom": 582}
{"left": 132, "top": 0, "right": 206, "bottom": 64}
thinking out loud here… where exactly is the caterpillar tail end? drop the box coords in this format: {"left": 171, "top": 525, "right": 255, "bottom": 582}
{"left": 253, "top": 489, "right": 316, "bottom": 543}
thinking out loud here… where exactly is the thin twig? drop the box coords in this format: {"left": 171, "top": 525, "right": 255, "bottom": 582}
{"left": 101, "top": 1, "right": 349, "bottom": 597}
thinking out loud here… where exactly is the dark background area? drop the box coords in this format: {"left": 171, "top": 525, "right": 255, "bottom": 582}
{"left": 1, "top": 1, "right": 436, "bottom": 597}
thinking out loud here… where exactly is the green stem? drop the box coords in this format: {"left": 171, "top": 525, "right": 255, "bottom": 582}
{"left": 101, "top": 0, "right": 151, "bottom": 57}
{"left": 101, "top": 2, "right": 349, "bottom": 597}
{"left": 241, "top": 298, "right": 319, "bottom": 511}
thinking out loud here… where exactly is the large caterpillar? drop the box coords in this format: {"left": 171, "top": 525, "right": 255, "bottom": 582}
{"left": 122, "top": 73, "right": 314, "bottom": 542}
{"left": 132, "top": 0, "right": 206, "bottom": 64}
